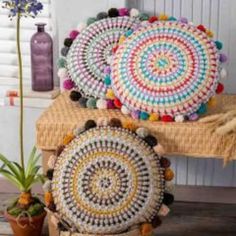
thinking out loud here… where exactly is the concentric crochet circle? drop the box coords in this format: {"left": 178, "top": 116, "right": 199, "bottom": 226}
{"left": 67, "top": 17, "right": 139, "bottom": 99}
{"left": 111, "top": 21, "right": 220, "bottom": 116}
{"left": 52, "top": 127, "right": 164, "bottom": 234}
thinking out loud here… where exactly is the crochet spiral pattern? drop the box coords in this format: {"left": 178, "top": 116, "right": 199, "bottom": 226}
{"left": 111, "top": 21, "right": 220, "bottom": 117}
{"left": 51, "top": 127, "right": 164, "bottom": 234}
{"left": 67, "top": 16, "right": 140, "bottom": 99}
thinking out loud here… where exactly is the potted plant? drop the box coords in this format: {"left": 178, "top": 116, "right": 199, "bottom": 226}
{"left": 1, "top": 147, "right": 46, "bottom": 236}
{"left": 0, "top": 0, "right": 46, "bottom": 235}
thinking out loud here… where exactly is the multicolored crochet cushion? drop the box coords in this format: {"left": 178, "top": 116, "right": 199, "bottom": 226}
{"left": 109, "top": 18, "right": 227, "bottom": 121}
{"left": 43, "top": 118, "right": 175, "bottom": 235}
{"left": 57, "top": 8, "right": 148, "bottom": 101}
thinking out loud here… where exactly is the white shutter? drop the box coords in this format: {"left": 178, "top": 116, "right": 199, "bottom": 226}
{"left": 0, "top": 0, "right": 53, "bottom": 99}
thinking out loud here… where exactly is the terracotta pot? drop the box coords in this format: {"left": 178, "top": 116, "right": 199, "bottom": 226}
{"left": 4, "top": 210, "right": 47, "bottom": 236}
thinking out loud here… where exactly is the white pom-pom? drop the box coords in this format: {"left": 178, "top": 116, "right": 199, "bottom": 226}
{"left": 47, "top": 155, "right": 57, "bottom": 169}
{"left": 136, "top": 127, "right": 149, "bottom": 138}
{"left": 77, "top": 22, "right": 86, "bottom": 32}
{"left": 154, "top": 144, "right": 165, "bottom": 155}
{"left": 130, "top": 8, "right": 140, "bottom": 17}
{"left": 158, "top": 204, "right": 170, "bottom": 217}
{"left": 57, "top": 68, "right": 68, "bottom": 79}
{"left": 96, "top": 99, "right": 107, "bottom": 109}
{"left": 175, "top": 115, "right": 185, "bottom": 122}
{"left": 165, "top": 181, "right": 175, "bottom": 194}
{"left": 121, "top": 105, "right": 130, "bottom": 115}
{"left": 188, "top": 21, "right": 194, "bottom": 25}
{"left": 42, "top": 180, "right": 52, "bottom": 192}
{"left": 97, "top": 117, "right": 109, "bottom": 127}
{"left": 220, "top": 68, "right": 227, "bottom": 80}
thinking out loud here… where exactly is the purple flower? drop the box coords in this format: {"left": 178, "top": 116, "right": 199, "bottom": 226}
{"left": 2, "top": 0, "right": 43, "bottom": 18}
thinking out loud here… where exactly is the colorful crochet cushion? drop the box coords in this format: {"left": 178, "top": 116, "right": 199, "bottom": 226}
{"left": 57, "top": 8, "right": 148, "bottom": 101}
{"left": 110, "top": 19, "right": 226, "bottom": 121}
{"left": 43, "top": 118, "right": 175, "bottom": 235}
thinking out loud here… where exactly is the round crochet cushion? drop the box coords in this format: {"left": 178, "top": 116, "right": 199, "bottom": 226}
{"left": 67, "top": 16, "right": 139, "bottom": 99}
{"left": 60, "top": 227, "right": 141, "bottom": 236}
{"left": 52, "top": 127, "right": 164, "bottom": 234}
{"left": 111, "top": 21, "right": 220, "bottom": 116}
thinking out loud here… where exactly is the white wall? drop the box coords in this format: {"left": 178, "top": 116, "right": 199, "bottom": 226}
{"left": 55, "top": 0, "right": 126, "bottom": 47}
{"left": 0, "top": 107, "right": 43, "bottom": 163}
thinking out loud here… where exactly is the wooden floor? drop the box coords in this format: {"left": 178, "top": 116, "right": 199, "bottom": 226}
{"left": 0, "top": 194, "right": 235, "bottom": 236}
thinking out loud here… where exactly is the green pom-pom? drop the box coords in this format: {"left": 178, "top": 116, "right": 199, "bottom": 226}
{"left": 197, "top": 103, "right": 207, "bottom": 114}
{"left": 168, "top": 16, "right": 177, "bottom": 21}
{"left": 97, "top": 12, "right": 108, "bottom": 20}
{"left": 87, "top": 17, "right": 97, "bottom": 26}
{"left": 57, "top": 58, "right": 67, "bottom": 68}
{"left": 215, "top": 41, "right": 223, "bottom": 50}
{"left": 104, "top": 75, "right": 111, "bottom": 85}
{"left": 138, "top": 13, "right": 149, "bottom": 21}
{"left": 86, "top": 97, "right": 97, "bottom": 109}
{"left": 140, "top": 111, "right": 149, "bottom": 120}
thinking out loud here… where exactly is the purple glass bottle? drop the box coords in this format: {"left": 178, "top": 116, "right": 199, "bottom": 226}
{"left": 31, "top": 23, "right": 53, "bottom": 91}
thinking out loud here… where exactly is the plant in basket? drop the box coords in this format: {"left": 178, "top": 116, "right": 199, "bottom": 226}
{"left": 0, "top": 0, "right": 46, "bottom": 235}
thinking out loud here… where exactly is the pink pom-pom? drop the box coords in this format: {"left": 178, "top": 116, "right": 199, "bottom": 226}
{"left": 119, "top": 8, "right": 129, "bottom": 16}
{"left": 69, "top": 30, "right": 79, "bottom": 40}
{"left": 179, "top": 17, "right": 188, "bottom": 24}
{"left": 63, "top": 79, "right": 75, "bottom": 90}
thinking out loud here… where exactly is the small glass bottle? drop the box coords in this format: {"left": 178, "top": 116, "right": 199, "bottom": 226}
{"left": 31, "top": 23, "right": 54, "bottom": 91}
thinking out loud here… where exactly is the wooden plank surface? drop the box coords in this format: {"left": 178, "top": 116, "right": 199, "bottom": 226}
{"left": 0, "top": 192, "right": 235, "bottom": 236}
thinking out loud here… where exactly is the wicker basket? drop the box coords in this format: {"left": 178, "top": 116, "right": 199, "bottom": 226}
{"left": 37, "top": 92, "right": 236, "bottom": 163}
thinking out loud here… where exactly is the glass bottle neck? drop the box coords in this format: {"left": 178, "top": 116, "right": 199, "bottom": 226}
{"left": 36, "top": 23, "right": 46, "bottom": 32}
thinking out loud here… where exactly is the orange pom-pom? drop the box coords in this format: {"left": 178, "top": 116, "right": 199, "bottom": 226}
{"left": 208, "top": 97, "right": 217, "bottom": 107}
{"left": 62, "top": 133, "right": 75, "bottom": 145}
{"left": 216, "top": 83, "right": 224, "bottom": 94}
{"left": 206, "top": 29, "right": 214, "bottom": 38}
{"left": 106, "top": 89, "right": 116, "bottom": 100}
{"left": 140, "top": 223, "right": 153, "bottom": 236}
{"left": 159, "top": 14, "right": 168, "bottom": 21}
{"left": 149, "top": 113, "right": 159, "bottom": 122}
{"left": 123, "top": 121, "right": 137, "bottom": 131}
{"left": 149, "top": 16, "right": 158, "bottom": 23}
{"left": 44, "top": 192, "right": 53, "bottom": 206}
{"left": 165, "top": 168, "right": 175, "bottom": 181}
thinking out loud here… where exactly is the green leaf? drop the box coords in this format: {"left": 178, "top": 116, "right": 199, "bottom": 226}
{"left": 25, "top": 147, "right": 41, "bottom": 177}
{"left": 12, "top": 162, "right": 25, "bottom": 183}
{"left": 0, "top": 153, "right": 22, "bottom": 181}
{"left": 0, "top": 169, "right": 24, "bottom": 191}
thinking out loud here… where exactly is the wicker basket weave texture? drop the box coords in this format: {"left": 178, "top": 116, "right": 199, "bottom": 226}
{"left": 36, "top": 92, "right": 236, "bottom": 161}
